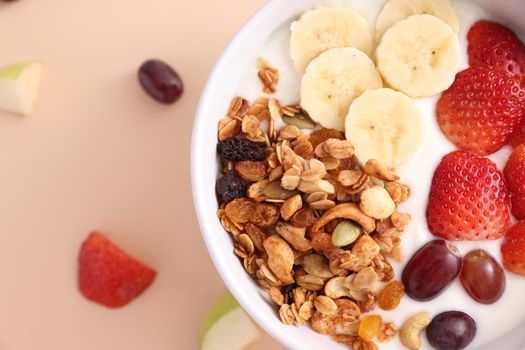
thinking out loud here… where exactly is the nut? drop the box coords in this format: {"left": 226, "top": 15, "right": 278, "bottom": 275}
{"left": 281, "top": 167, "right": 302, "bottom": 190}
{"left": 245, "top": 223, "right": 267, "bottom": 252}
{"left": 324, "top": 276, "right": 351, "bottom": 299}
{"left": 296, "top": 274, "right": 325, "bottom": 291}
{"left": 331, "top": 220, "right": 361, "bottom": 247}
{"left": 275, "top": 221, "right": 312, "bottom": 252}
{"left": 314, "top": 295, "right": 338, "bottom": 315}
{"left": 312, "top": 203, "right": 376, "bottom": 233}
{"left": 301, "top": 159, "right": 327, "bottom": 182}
{"left": 269, "top": 165, "right": 284, "bottom": 182}
{"left": 399, "top": 312, "right": 431, "bottom": 350}
{"left": 301, "top": 253, "right": 334, "bottom": 279}
{"left": 263, "top": 235, "right": 295, "bottom": 285}
{"left": 247, "top": 179, "right": 269, "bottom": 202}
{"left": 364, "top": 159, "right": 400, "bottom": 182}
{"left": 310, "top": 199, "right": 336, "bottom": 210}
{"left": 290, "top": 207, "right": 317, "bottom": 228}
{"left": 359, "top": 186, "right": 396, "bottom": 220}
{"left": 280, "top": 194, "right": 303, "bottom": 221}
{"left": 263, "top": 180, "right": 297, "bottom": 200}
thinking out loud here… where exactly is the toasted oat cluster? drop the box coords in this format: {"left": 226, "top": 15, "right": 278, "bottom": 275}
{"left": 215, "top": 69, "right": 412, "bottom": 350}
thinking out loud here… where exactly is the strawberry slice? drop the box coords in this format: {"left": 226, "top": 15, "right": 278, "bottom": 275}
{"left": 510, "top": 120, "right": 525, "bottom": 148}
{"left": 436, "top": 66, "right": 525, "bottom": 155}
{"left": 78, "top": 232, "right": 156, "bottom": 308}
{"left": 426, "top": 151, "right": 511, "bottom": 241}
{"left": 504, "top": 143, "right": 525, "bottom": 219}
{"left": 501, "top": 221, "right": 525, "bottom": 276}
{"left": 468, "top": 20, "right": 525, "bottom": 77}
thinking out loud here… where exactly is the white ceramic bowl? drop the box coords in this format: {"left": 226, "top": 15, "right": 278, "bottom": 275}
{"left": 191, "top": 1, "right": 525, "bottom": 349}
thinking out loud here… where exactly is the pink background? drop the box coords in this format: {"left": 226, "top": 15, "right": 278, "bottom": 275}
{"left": 0, "top": 0, "right": 284, "bottom": 349}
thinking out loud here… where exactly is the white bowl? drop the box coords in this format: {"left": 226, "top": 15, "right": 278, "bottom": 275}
{"left": 191, "top": 1, "right": 525, "bottom": 349}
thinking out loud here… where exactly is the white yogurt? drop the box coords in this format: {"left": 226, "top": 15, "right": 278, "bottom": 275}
{"left": 235, "top": 1, "right": 525, "bottom": 349}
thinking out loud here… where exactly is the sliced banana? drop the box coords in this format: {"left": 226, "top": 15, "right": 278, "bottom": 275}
{"left": 301, "top": 47, "right": 383, "bottom": 131}
{"left": 290, "top": 4, "right": 372, "bottom": 73}
{"left": 375, "top": 0, "right": 459, "bottom": 41}
{"left": 345, "top": 88, "right": 423, "bottom": 169}
{"left": 376, "top": 14, "right": 460, "bottom": 98}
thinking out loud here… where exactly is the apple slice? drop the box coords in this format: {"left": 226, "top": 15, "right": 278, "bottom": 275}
{"left": 200, "top": 294, "right": 261, "bottom": 350}
{"left": 0, "top": 61, "right": 42, "bottom": 116}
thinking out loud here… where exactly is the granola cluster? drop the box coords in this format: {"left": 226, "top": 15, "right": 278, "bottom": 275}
{"left": 215, "top": 65, "right": 412, "bottom": 349}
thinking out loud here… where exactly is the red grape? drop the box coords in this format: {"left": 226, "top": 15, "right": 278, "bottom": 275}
{"left": 138, "top": 59, "right": 183, "bottom": 104}
{"left": 402, "top": 240, "right": 462, "bottom": 301}
{"left": 426, "top": 311, "right": 476, "bottom": 350}
{"left": 460, "top": 249, "right": 505, "bottom": 304}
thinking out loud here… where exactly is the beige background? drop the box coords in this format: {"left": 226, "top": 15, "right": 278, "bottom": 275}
{"left": 0, "top": 0, "right": 285, "bottom": 349}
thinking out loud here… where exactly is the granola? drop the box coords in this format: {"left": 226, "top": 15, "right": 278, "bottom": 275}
{"left": 215, "top": 90, "right": 412, "bottom": 347}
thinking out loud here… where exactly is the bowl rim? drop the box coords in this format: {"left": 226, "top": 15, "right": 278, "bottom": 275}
{"left": 191, "top": 1, "right": 303, "bottom": 349}
{"left": 191, "top": 1, "right": 525, "bottom": 349}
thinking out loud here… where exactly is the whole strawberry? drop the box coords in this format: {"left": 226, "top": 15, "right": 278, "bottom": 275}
{"left": 436, "top": 66, "right": 525, "bottom": 155}
{"left": 510, "top": 120, "right": 525, "bottom": 148}
{"left": 504, "top": 144, "right": 525, "bottom": 219}
{"left": 501, "top": 221, "right": 525, "bottom": 276}
{"left": 468, "top": 20, "right": 525, "bottom": 78}
{"left": 426, "top": 151, "right": 511, "bottom": 241}
{"left": 78, "top": 232, "right": 156, "bottom": 308}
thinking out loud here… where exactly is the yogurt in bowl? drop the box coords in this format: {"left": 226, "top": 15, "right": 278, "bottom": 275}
{"left": 191, "top": 0, "right": 525, "bottom": 349}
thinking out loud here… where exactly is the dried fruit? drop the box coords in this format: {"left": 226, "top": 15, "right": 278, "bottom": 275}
{"left": 377, "top": 280, "right": 405, "bottom": 310}
{"left": 215, "top": 171, "right": 247, "bottom": 204}
{"left": 138, "top": 59, "right": 183, "bottom": 104}
{"left": 309, "top": 128, "right": 344, "bottom": 148}
{"left": 358, "top": 315, "right": 382, "bottom": 341}
{"left": 426, "top": 311, "right": 476, "bottom": 350}
{"left": 251, "top": 203, "right": 280, "bottom": 227}
{"left": 225, "top": 198, "right": 256, "bottom": 224}
{"left": 235, "top": 161, "right": 266, "bottom": 181}
{"left": 290, "top": 207, "right": 316, "bottom": 228}
{"left": 402, "top": 240, "right": 462, "bottom": 301}
{"left": 217, "top": 136, "right": 266, "bottom": 161}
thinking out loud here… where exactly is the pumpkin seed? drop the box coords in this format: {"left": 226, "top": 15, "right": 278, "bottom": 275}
{"left": 282, "top": 112, "right": 317, "bottom": 129}
{"left": 332, "top": 220, "right": 361, "bottom": 247}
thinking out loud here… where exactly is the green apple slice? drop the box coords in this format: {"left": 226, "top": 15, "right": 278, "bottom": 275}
{"left": 200, "top": 294, "right": 261, "bottom": 350}
{"left": 0, "top": 61, "right": 42, "bottom": 116}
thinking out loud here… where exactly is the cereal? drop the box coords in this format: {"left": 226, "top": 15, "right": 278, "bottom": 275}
{"left": 215, "top": 91, "right": 413, "bottom": 347}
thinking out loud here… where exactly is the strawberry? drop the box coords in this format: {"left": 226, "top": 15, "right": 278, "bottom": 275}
{"left": 78, "top": 232, "right": 156, "bottom": 308}
{"left": 510, "top": 120, "right": 525, "bottom": 148}
{"left": 501, "top": 221, "right": 525, "bottom": 275}
{"left": 436, "top": 66, "right": 525, "bottom": 155}
{"left": 504, "top": 143, "right": 525, "bottom": 219}
{"left": 426, "top": 150, "right": 511, "bottom": 241}
{"left": 468, "top": 20, "right": 525, "bottom": 78}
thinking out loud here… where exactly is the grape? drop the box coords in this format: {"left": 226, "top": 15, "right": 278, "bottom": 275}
{"left": 138, "top": 59, "right": 183, "bottom": 104}
{"left": 426, "top": 311, "right": 476, "bottom": 350}
{"left": 460, "top": 249, "right": 505, "bottom": 304}
{"left": 402, "top": 240, "right": 462, "bottom": 301}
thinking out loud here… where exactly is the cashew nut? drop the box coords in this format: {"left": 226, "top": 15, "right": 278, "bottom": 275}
{"left": 364, "top": 159, "right": 400, "bottom": 182}
{"left": 312, "top": 203, "right": 376, "bottom": 233}
{"left": 399, "top": 311, "right": 431, "bottom": 350}
{"left": 324, "top": 276, "right": 350, "bottom": 299}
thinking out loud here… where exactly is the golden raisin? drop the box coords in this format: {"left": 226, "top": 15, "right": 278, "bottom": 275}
{"left": 225, "top": 198, "right": 256, "bottom": 223}
{"left": 251, "top": 203, "right": 279, "bottom": 227}
{"left": 290, "top": 207, "right": 316, "bottom": 228}
{"left": 309, "top": 128, "right": 344, "bottom": 148}
{"left": 358, "top": 315, "right": 382, "bottom": 341}
{"left": 235, "top": 161, "right": 267, "bottom": 181}
{"left": 377, "top": 280, "right": 405, "bottom": 311}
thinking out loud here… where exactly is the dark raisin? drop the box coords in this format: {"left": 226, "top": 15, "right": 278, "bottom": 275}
{"left": 283, "top": 283, "right": 298, "bottom": 305}
{"left": 215, "top": 171, "right": 247, "bottom": 204}
{"left": 217, "top": 136, "right": 266, "bottom": 161}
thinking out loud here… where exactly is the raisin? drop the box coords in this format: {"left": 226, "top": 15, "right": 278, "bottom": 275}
{"left": 215, "top": 171, "right": 247, "bottom": 204}
{"left": 358, "top": 315, "right": 383, "bottom": 341}
{"left": 377, "top": 280, "right": 405, "bottom": 310}
{"left": 217, "top": 136, "right": 266, "bottom": 161}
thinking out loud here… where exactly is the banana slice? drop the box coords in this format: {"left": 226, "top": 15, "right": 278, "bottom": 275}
{"left": 375, "top": 0, "right": 459, "bottom": 41}
{"left": 345, "top": 88, "right": 423, "bottom": 169}
{"left": 301, "top": 47, "right": 383, "bottom": 131}
{"left": 290, "top": 4, "right": 372, "bottom": 73}
{"left": 376, "top": 14, "right": 460, "bottom": 98}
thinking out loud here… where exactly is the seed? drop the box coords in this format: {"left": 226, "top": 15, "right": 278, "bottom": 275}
{"left": 331, "top": 220, "right": 361, "bottom": 247}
